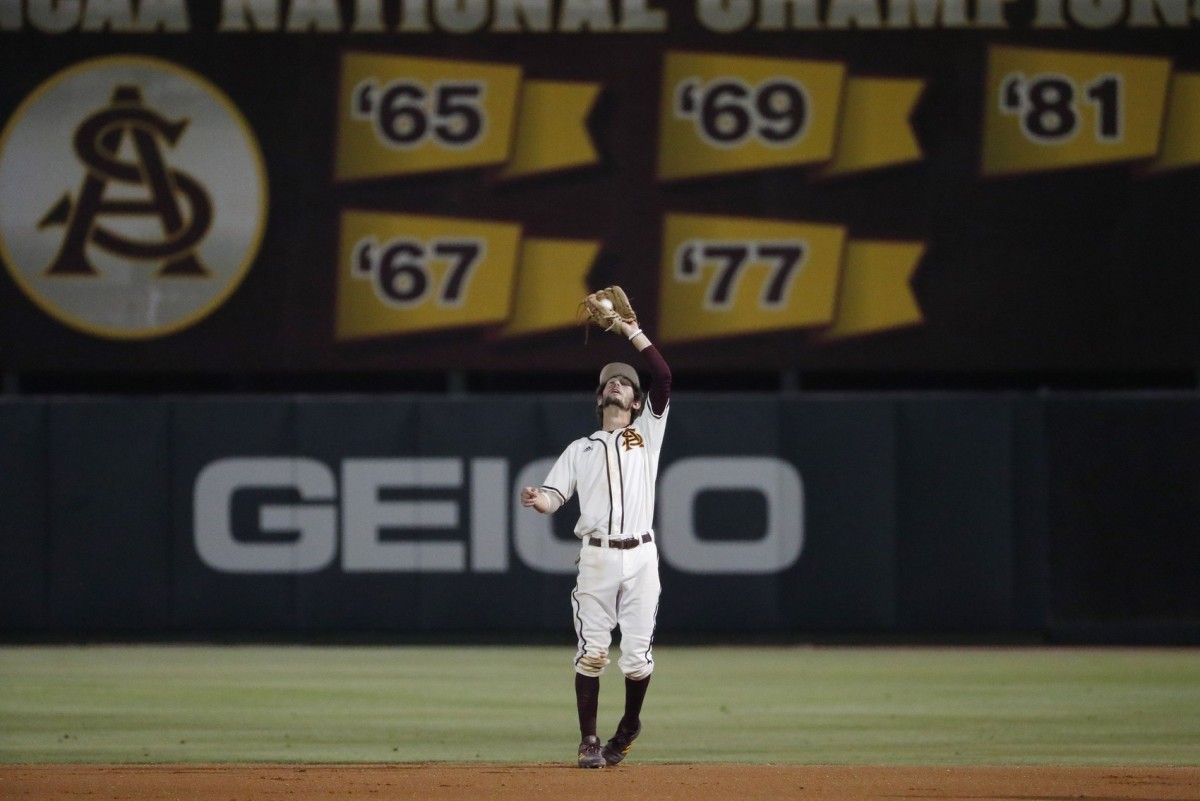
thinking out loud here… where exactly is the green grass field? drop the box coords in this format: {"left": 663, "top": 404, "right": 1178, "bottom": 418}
{"left": 1, "top": 645, "right": 1197, "bottom": 766}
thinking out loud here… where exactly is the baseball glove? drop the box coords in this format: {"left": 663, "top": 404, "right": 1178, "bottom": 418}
{"left": 581, "top": 285, "right": 639, "bottom": 333}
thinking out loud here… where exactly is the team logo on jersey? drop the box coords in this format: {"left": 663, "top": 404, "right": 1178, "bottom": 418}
{"left": 0, "top": 56, "right": 267, "bottom": 338}
{"left": 620, "top": 429, "right": 645, "bottom": 451}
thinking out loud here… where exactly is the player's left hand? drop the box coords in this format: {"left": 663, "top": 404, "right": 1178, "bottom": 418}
{"left": 581, "top": 286, "right": 638, "bottom": 334}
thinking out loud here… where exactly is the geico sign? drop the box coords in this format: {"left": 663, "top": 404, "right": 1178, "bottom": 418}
{"left": 194, "top": 456, "right": 803, "bottom": 575}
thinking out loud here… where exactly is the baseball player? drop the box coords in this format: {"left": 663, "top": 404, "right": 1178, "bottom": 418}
{"left": 520, "top": 288, "right": 671, "bottom": 769}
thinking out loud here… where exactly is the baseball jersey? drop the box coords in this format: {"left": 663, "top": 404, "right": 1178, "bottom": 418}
{"left": 541, "top": 387, "right": 670, "bottom": 542}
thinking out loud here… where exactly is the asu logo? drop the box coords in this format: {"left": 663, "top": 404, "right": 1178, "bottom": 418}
{"left": 0, "top": 56, "right": 267, "bottom": 339}
{"left": 620, "top": 428, "right": 645, "bottom": 451}
{"left": 40, "top": 84, "right": 214, "bottom": 279}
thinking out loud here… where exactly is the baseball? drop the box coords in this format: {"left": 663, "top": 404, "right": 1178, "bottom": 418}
{"left": 599, "top": 298, "right": 613, "bottom": 311}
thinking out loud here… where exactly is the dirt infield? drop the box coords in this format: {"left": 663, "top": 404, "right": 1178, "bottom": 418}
{"left": 2, "top": 764, "right": 1198, "bottom": 800}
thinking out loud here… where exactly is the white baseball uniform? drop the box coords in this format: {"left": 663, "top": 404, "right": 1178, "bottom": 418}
{"left": 541, "top": 381, "right": 669, "bottom": 680}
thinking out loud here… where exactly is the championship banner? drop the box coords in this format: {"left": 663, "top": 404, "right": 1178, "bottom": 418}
{"left": 335, "top": 211, "right": 596, "bottom": 341}
{"left": 334, "top": 53, "right": 600, "bottom": 181}
{"left": 3, "top": 9, "right": 1200, "bottom": 375}
{"left": 656, "top": 51, "right": 924, "bottom": 181}
{"left": 658, "top": 214, "right": 924, "bottom": 344}
{"left": 981, "top": 46, "right": 1178, "bottom": 176}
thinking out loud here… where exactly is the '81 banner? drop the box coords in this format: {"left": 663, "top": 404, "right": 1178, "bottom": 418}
{"left": 980, "top": 46, "right": 1200, "bottom": 175}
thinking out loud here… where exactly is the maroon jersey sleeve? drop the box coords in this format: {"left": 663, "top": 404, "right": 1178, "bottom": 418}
{"left": 640, "top": 344, "right": 671, "bottom": 415}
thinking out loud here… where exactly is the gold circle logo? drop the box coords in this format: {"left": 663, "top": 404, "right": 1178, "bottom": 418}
{"left": 0, "top": 55, "right": 268, "bottom": 339}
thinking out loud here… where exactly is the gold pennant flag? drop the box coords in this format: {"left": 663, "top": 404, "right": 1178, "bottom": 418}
{"left": 496, "top": 80, "right": 602, "bottom": 180}
{"left": 335, "top": 211, "right": 522, "bottom": 341}
{"left": 982, "top": 46, "right": 1171, "bottom": 176}
{"left": 814, "top": 241, "right": 925, "bottom": 341}
{"left": 658, "top": 213, "right": 923, "bottom": 344}
{"left": 1144, "top": 72, "right": 1200, "bottom": 174}
{"left": 817, "top": 78, "right": 925, "bottom": 178}
{"left": 497, "top": 238, "right": 599, "bottom": 337}
{"left": 334, "top": 54, "right": 600, "bottom": 181}
{"left": 656, "top": 52, "right": 924, "bottom": 181}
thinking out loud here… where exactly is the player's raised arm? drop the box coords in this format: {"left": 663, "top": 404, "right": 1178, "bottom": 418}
{"left": 590, "top": 287, "right": 676, "bottom": 412}
{"left": 582, "top": 285, "right": 670, "bottom": 413}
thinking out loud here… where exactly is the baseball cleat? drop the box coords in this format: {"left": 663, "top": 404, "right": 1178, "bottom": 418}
{"left": 577, "top": 735, "right": 606, "bottom": 768}
{"left": 601, "top": 722, "right": 641, "bottom": 765}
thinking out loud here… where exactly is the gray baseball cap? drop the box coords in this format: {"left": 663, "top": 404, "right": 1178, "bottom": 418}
{"left": 598, "top": 362, "right": 640, "bottom": 391}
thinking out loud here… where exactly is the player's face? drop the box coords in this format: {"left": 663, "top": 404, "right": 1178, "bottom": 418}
{"left": 599, "top": 376, "right": 638, "bottom": 412}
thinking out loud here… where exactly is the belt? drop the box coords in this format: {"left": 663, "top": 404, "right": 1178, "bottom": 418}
{"left": 588, "top": 533, "right": 653, "bottom": 550}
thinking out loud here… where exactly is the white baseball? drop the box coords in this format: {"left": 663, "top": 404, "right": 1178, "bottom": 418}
{"left": 599, "top": 298, "right": 613, "bottom": 311}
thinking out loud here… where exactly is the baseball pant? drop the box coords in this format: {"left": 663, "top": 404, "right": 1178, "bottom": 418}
{"left": 571, "top": 538, "right": 661, "bottom": 680}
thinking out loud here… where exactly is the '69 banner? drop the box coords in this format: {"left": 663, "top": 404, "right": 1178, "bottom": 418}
{"left": 0, "top": 1, "right": 1197, "bottom": 375}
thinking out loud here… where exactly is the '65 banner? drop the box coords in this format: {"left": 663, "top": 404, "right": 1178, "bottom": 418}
{"left": 1, "top": 1, "right": 1198, "bottom": 374}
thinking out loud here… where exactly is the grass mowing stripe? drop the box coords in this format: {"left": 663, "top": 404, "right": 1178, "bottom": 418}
{"left": 1, "top": 645, "right": 1197, "bottom": 765}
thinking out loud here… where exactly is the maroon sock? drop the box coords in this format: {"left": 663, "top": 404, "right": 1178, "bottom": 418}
{"left": 575, "top": 673, "right": 600, "bottom": 739}
{"left": 620, "top": 675, "right": 651, "bottom": 732}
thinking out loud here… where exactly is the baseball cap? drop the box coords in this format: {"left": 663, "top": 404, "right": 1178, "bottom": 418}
{"left": 598, "top": 362, "right": 640, "bottom": 391}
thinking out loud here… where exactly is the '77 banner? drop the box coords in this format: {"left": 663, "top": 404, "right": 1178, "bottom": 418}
{"left": 658, "top": 214, "right": 925, "bottom": 344}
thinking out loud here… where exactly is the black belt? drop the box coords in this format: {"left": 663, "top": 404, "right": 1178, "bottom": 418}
{"left": 588, "top": 533, "right": 653, "bottom": 550}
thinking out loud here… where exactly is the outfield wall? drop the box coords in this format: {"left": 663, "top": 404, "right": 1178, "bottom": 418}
{"left": 1, "top": 394, "right": 1197, "bottom": 642}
